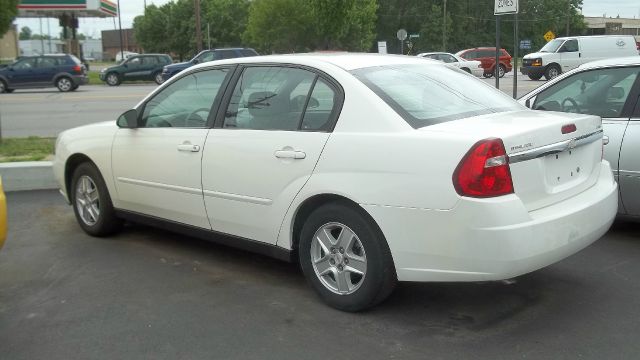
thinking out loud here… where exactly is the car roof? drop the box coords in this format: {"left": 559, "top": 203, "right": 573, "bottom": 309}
{"left": 578, "top": 56, "right": 640, "bottom": 69}
{"left": 189, "top": 52, "right": 440, "bottom": 71}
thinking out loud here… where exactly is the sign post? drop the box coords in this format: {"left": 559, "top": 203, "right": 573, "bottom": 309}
{"left": 397, "top": 29, "right": 407, "bottom": 55}
{"left": 494, "top": 0, "right": 519, "bottom": 96}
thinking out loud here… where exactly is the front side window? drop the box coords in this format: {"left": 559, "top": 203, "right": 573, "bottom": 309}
{"left": 223, "top": 66, "right": 337, "bottom": 131}
{"left": 142, "top": 56, "right": 157, "bottom": 65}
{"left": 13, "top": 58, "right": 37, "bottom": 69}
{"left": 127, "top": 57, "right": 141, "bottom": 66}
{"left": 560, "top": 39, "right": 579, "bottom": 52}
{"left": 140, "top": 68, "right": 230, "bottom": 128}
{"left": 533, "top": 66, "right": 639, "bottom": 118}
{"left": 198, "top": 51, "right": 216, "bottom": 63}
{"left": 352, "top": 64, "right": 523, "bottom": 128}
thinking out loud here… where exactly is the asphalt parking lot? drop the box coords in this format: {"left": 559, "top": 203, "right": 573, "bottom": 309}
{"left": 2, "top": 190, "right": 639, "bottom": 360}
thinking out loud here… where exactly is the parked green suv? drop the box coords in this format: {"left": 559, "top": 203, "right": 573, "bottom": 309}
{"left": 100, "top": 54, "right": 172, "bottom": 86}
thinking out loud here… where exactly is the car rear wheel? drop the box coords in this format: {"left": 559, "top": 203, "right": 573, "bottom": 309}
{"left": 483, "top": 72, "right": 493, "bottom": 78}
{"left": 299, "top": 202, "right": 397, "bottom": 312}
{"left": 153, "top": 71, "right": 164, "bottom": 85}
{"left": 544, "top": 64, "right": 561, "bottom": 80}
{"left": 56, "top": 77, "right": 73, "bottom": 92}
{"left": 71, "top": 162, "right": 122, "bottom": 236}
{"left": 0, "top": 80, "right": 7, "bottom": 93}
{"left": 106, "top": 72, "right": 121, "bottom": 86}
{"left": 497, "top": 64, "right": 506, "bottom": 78}
{"left": 461, "top": 67, "right": 471, "bottom": 74}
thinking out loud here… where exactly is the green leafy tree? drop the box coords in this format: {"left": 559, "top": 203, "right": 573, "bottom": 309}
{"left": 243, "top": 0, "right": 314, "bottom": 53}
{"left": 202, "top": 0, "right": 251, "bottom": 48}
{"left": 0, "top": 0, "right": 19, "bottom": 36}
{"left": 19, "top": 26, "right": 32, "bottom": 40}
{"left": 134, "top": 4, "right": 172, "bottom": 54}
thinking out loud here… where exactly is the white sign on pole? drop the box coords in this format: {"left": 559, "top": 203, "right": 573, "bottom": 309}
{"left": 377, "top": 41, "right": 387, "bottom": 54}
{"left": 494, "top": 0, "right": 518, "bottom": 15}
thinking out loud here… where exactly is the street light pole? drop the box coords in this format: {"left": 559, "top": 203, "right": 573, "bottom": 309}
{"left": 194, "top": 0, "right": 203, "bottom": 52}
{"left": 442, "top": 0, "right": 447, "bottom": 51}
{"left": 117, "top": 0, "right": 124, "bottom": 60}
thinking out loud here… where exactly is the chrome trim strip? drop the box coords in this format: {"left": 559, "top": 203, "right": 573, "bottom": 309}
{"left": 618, "top": 170, "right": 640, "bottom": 177}
{"left": 202, "top": 189, "right": 273, "bottom": 205}
{"left": 117, "top": 177, "right": 203, "bottom": 195}
{"left": 509, "top": 130, "right": 603, "bottom": 164}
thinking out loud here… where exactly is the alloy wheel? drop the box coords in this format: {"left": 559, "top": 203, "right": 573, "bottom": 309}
{"left": 107, "top": 74, "right": 119, "bottom": 86}
{"left": 75, "top": 175, "right": 100, "bottom": 226}
{"left": 58, "top": 78, "right": 72, "bottom": 92}
{"left": 310, "top": 222, "right": 367, "bottom": 295}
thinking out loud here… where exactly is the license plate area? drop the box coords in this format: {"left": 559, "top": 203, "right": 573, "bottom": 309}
{"left": 544, "top": 146, "right": 592, "bottom": 188}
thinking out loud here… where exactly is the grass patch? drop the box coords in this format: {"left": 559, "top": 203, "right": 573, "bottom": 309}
{"left": 0, "top": 137, "right": 55, "bottom": 162}
{"left": 88, "top": 71, "right": 102, "bottom": 85}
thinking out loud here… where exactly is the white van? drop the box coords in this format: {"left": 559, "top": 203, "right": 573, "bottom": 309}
{"left": 520, "top": 35, "right": 637, "bottom": 80}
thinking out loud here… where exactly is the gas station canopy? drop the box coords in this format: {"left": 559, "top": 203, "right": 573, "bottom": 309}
{"left": 17, "top": 0, "right": 117, "bottom": 18}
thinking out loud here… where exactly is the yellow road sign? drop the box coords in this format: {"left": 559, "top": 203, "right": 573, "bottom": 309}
{"left": 544, "top": 30, "right": 555, "bottom": 42}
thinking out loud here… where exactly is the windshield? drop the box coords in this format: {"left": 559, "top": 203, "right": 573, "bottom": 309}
{"left": 352, "top": 64, "right": 523, "bottom": 128}
{"left": 540, "top": 39, "right": 564, "bottom": 53}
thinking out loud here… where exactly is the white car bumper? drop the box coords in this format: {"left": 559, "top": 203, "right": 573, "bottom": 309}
{"left": 471, "top": 67, "right": 484, "bottom": 77}
{"left": 363, "top": 161, "right": 617, "bottom": 282}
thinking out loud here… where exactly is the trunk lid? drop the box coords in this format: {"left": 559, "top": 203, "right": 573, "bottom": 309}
{"left": 424, "top": 110, "right": 603, "bottom": 211}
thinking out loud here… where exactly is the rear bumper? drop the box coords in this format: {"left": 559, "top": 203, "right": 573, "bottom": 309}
{"left": 73, "top": 75, "right": 89, "bottom": 85}
{"left": 520, "top": 66, "right": 545, "bottom": 77}
{"left": 363, "top": 161, "right": 617, "bottom": 282}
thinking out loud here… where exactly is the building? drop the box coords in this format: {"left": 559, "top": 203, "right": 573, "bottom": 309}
{"left": 584, "top": 16, "right": 640, "bottom": 42}
{"left": 0, "top": 25, "right": 19, "bottom": 61}
{"left": 18, "top": 38, "right": 104, "bottom": 60}
{"left": 101, "top": 28, "right": 141, "bottom": 61}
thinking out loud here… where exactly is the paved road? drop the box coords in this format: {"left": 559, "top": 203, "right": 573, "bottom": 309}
{"left": 0, "top": 73, "right": 545, "bottom": 138}
{"left": 1, "top": 190, "right": 639, "bottom": 359}
{"left": 0, "top": 84, "right": 157, "bottom": 138}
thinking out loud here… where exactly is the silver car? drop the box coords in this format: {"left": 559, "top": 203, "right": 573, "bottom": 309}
{"left": 519, "top": 56, "right": 640, "bottom": 219}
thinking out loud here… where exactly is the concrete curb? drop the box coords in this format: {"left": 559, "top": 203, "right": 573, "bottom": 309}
{"left": 0, "top": 161, "right": 57, "bottom": 192}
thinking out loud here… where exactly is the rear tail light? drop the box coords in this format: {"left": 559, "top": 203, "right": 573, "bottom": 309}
{"left": 453, "top": 138, "right": 514, "bottom": 198}
{"left": 561, "top": 124, "right": 576, "bottom": 134}
{"left": 72, "top": 65, "right": 82, "bottom": 73}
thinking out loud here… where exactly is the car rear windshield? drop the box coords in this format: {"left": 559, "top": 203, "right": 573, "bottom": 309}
{"left": 351, "top": 64, "right": 522, "bottom": 128}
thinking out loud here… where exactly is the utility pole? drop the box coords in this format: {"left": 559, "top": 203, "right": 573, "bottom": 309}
{"left": 566, "top": 0, "right": 571, "bottom": 36}
{"left": 442, "top": 0, "right": 447, "bottom": 51}
{"left": 194, "top": 0, "right": 203, "bottom": 52}
{"left": 117, "top": 0, "right": 124, "bottom": 60}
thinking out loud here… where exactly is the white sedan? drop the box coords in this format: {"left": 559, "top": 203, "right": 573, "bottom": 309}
{"left": 54, "top": 54, "right": 617, "bottom": 311}
{"left": 417, "top": 52, "right": 484, "bottom": 77}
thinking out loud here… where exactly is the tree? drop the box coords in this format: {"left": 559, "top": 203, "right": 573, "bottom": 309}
{"left": 134, "top": 4, "right": 173, "bottom": 54}
{"left": 19, "top": 26, "right": 32, "bottom": 40}
{"left": 0, "top": 0, "right": 19, "bottom": 36}
{"left": 243, "top": 0, "right": 377, "bottom": 53}
{"left": 243, "top": 0, "right": 314, "bottom": 54}
{"left": 202, "top": 0, "right": 251, "bottom": 48}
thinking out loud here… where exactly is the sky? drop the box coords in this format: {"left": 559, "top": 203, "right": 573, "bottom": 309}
{"left": 14, "top": 0, "right": 640, "bottom": 39}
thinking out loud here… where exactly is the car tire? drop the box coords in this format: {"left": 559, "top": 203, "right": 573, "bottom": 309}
{"left": 299, "top": 201, "right": 397, "bottom": 312}
{"left": 483, "top": 72, "right": 493, "bottom": 78}
{"left": 106, "top": 72, "right": 121, "bottom": 86}
{"left": 153, "top": 71, "right": 164, "bottom": 85}
{"left": 528, "top": 74, "right": 543, "bottom": 81}
{"left": 544, "top": 64, "right": 561, "bottom": 80}
{"left": 71, "top": 162, "right": 122, "bottom": 237}
{"left": 461, "top": 67, "right": 471, "bottom": 74}
{"left": 0, "top": 79, "right": 8, "bottom": 93}
{"left": 497, "top": 64, "right": 506, "bottom": 78}
{"left": 56, "top": 77, "right": 73, "bottom": 92}
{"left": 71, "top": 84, "right": 79, "bottom": 91}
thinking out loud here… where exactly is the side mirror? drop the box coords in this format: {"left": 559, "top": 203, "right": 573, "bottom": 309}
{"left": 117, "top": 109, "right": 138, "bottom": 128}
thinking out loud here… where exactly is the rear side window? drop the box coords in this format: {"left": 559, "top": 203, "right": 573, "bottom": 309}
{"left": 352, "top": 64, "right": 523, "bottom": 128}
{"left": 218, "top": 50, "right": 237, "bottom": 59}
{"left": 142, "top": 56, "right": 157, "bottom": 65}
{"left": 240, "top": 49, "right": 258, "bottom": 57}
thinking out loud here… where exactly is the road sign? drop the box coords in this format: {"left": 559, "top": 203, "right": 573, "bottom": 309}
{"left": 494, "top": 0, "right": 518, "bottom": 15}
{"left": 377, "top": 41, "right": 387, "bottom": 54}
{"left": 409, "top": 34, "right": 420, "bottom": 39}
{"left": 519, "top": 39, "right": 532, "bottom": 50}
{"left": 396, "top": 29, "right": 407, "bottom": 41}
{"left": 544, "top": 30, "right": 555, "bottom": 42}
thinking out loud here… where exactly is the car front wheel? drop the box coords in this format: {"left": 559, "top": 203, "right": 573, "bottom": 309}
{"left": 299, "top": 202, "right": 397, "bottom": 312}
{"left": 544, "top": 65, "right": 561, "bottom": 80}
{"left": 56, "top": 77, "right": 73, "bottom": 92}
{"left": 71, "top": 162, "right": 122, "bottom": 236}
{"left": 497, "top": 64, "right": 506, "bottom": 78}
{"left": 106, "top": 73, "right": 121, "bottom": 86}
{"left": 154, "top": 72, "right": 164, "bottom": 85}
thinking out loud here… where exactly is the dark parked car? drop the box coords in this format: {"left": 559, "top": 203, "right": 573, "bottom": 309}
{"left": 161, "top": 48, "right": 258, "bottom": 81}
{"left": 455, "top": 47, "right": 513, "bottom": 78}
{"left": 100, "top": 54, "right": 172, "bottom": 86}
{"left": 0, "top": 54, "right": 88, "bottom": 93}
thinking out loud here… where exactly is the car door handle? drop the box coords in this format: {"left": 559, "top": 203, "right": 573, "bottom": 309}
{"left": 603, "top": 135, "right": 609, "bottom": 145}
{"left": 177, "top": 143, "right": 201, "bottom": 152}
{"left": 274, "top": 150, "right": 306, "bottom": 159}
